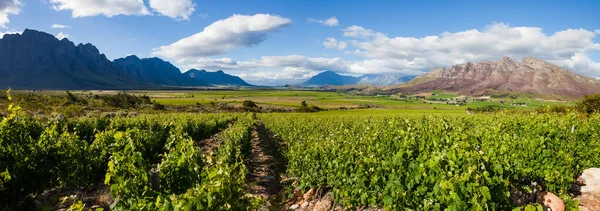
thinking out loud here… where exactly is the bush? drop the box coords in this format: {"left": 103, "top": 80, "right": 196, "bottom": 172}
{"left": 100, "top": 92, "right": 152, "bottom": 109}
{"left": 63, "top": 105, "right": 85, "bottom": 117}
{"left": 242, "top": 100, "right": 257, "bottom": 108}
{"left": 575, "top": 94, "right": 600, "bottom": 115}
{"left": 65, "top": 91, "right": 87, "bottom": 105}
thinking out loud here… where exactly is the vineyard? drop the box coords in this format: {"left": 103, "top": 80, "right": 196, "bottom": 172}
{"left": 1, "top": 97, "right": 600, "bottom": 210}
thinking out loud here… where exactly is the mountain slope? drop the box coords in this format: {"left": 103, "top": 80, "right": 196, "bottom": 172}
{"left": 0, "top": 29, "right": 252, "bottom": 89}
{"left": 0, "top": 29, "right": 142, "bottom": 89}
{"left": 113, "top": 55, "right": 204, "bottom": 86}
{"left": 301, "top": 70, "right": 413, "bottom": 86}
{"left": 302, "top": 71, "right": 360, "bottom": 86}
{"left": 183, "top": 69, "right": 251, "bottom": 86}
{"left": 393, "top": 57, "right": 600, "bottom": 97}
{"left": 358, "top": 74, "right": 415, "bottom": 86}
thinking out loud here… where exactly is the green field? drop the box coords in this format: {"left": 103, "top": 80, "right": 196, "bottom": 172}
{"left": 62, "top": 90, "right": 572, "bottom": 112}
{"left": 1, "top": 89, "right": 595, "bottom": 210}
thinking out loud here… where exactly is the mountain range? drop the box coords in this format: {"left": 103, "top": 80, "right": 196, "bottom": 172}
{"left": 1, "top": 29, "right": 599, "bottom": 97}
{"left": 301, "top": 71, "right": 415, "bottom": 86}
{"left": 390, "top": 57, "right": 600, "bottom": 97}
{"left": 0, "top": 29, "right": 251, "bottom": 89}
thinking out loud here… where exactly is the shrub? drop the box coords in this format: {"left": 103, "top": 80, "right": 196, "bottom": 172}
{"left": 100, "top": 92, "right": 152, "bottom": 109}
{"left": 242, "top": 100, "right": 257, "bottom": 108}
{"left": 575, "top": 94, "right": 600, "bottom": 115}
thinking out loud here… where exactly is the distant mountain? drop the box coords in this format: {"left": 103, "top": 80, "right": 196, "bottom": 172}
{"left": 0, "top": 29, "right": 143, "bottom": 89}
{"left": 301, "top": 70, "right": 414, "bottom": 86}
{"left": 113, "top": 55, "right": 203, "bottom": 86}
{"left": 184, "top": 69, "right": 251, "bottom": 86}
{"left": 392, "top": 57, "right": 600, "bottom": 97}
{"left": 0, "top": 29, "right": 252, "bottom": 89}
{"left": 358, "top": 74, "right": 416, "bottom": 86}
{"left": 302, "top": 71, "right": 360, "bottom": 86}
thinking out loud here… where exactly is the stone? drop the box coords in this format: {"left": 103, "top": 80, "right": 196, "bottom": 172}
{"left": 289, "top": 204, "right": 300, "bottom": 210}
{"left": 301, "top": 201, "right": 309, "bottom": 209}
{"left": 578, "top": 168, "right": 600, "bottom": 187}
{"left": 303, "top": 188, "right": 316, "bottom": 201}
{"left": 536, "top": 192, "right": 565, "bottom": 211}
{"left": 313, "top": 198, "right": 332, "bottom": 211}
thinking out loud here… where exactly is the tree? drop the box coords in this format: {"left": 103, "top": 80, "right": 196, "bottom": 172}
{"left": 301, "top": 101, "right": 308, "bottom": 107}
{"left": 575, "top": 94, "right": 600, "bottom": 115}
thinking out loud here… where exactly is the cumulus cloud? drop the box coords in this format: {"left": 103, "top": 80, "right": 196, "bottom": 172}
{"left": 343, "top": 25, "right": 376, "bottom": 38}
{"left": 323, "top": 37, "right": 347, "bottom": 50}
{"left": 176, "top": 54, "right": 425, "bottom": 83}
{"left": 149, "top": 0, "right": 195, "bottom": 20}
{"left": 237, "top": 67, "right": 319, "bottom": 84}
{"left": 166, "top": 22, "right": 600, "bottom": 85}
{"left": 308, "top": 17, "right": 338, "bottom": 27}
{"left": 336, "top": 22, "right": 600, "bottom": 77}
{"left": 56, "top": 32, "right": 69, "bottom": 39}
{"left": 152, "top": 14, "right": 291, "bottom": 59}
{"left": 0, "top": 0, "right": 21, "bottom": 28}
{"left": 595, "top": 29, "right": 600, "bottom": 34}
{"left": 51, "top": 24, "right": 70, "bottom": 29}
{"left": 179, "top": 55, "right": 346, "bottom": 72}
{"left": 49, "top": 0, "right": 150, "bottom": 17}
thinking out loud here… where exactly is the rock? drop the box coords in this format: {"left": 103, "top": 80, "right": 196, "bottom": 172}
{"left": 313, "top": 197, "right": 332, "bottom": 211}
{"left": 304, "top": 188, "right": 316, "bottom": 201}
{"left": 301, "top": 201, "right": 310, "bottom": 209}
{"left": 290, "top": 204, "right": 300, "bottom": 210}
{"left": 578, "top": 168, "right": 600, "bottom": 186}
{"left": 536, "top": 192, "right": 565, "bottom": 211}
{"left": 577, "top": 194, "right": 600, "bottom": 211}
{"left": 576, "top": 168, "right": 600, "bottom": 211}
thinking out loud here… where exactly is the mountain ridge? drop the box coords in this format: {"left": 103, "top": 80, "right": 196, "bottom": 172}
{"left": 393, "top": 56, "right": 600, "bottom": 97}
{"left": 301, "top": 70, "right": 415, "bottom": 86}
{"left": 0, "top": 29, "right": 252, "bottom": 89}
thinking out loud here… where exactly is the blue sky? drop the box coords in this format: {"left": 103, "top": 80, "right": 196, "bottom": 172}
{"left": 0, "top": 0, "right": 599, "bottom": 85}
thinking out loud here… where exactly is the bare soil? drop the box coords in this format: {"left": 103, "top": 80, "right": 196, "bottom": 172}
{"left": 245, "top": 122, "right": 288, "bottom": 210}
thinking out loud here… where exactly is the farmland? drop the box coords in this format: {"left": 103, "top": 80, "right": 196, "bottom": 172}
{"left": 0, "top": 90, "right": 597, "bottom": 210}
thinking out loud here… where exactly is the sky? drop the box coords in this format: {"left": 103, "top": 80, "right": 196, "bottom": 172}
{"left": 0, "top": 0, "right": 599, "bottom": 85}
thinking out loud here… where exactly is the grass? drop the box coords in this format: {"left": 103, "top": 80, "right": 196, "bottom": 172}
{"left": 5, "top": 89, "right": 573, "bottom": 113}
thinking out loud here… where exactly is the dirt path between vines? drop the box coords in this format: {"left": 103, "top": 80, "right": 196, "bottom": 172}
{"left": 245, "top": 121, "right": 288, "bottom": 211}
{"left": 197, "top": 132, "right": 224, "bottom": 154}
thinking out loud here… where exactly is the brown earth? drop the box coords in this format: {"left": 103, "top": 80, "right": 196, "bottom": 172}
{"left": 245, "top": 122, "right": 288, "bottom": 210}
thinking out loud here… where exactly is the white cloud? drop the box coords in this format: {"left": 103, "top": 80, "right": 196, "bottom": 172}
{"left": 595, "top": 29, "right": 600, "bottom": 34}
{"left": 56, "top": 32, "right": 69, "bottom": 40}
{"left": 149, "top": 0, "right": 195, "bottom": 20}
{"left": 0, "top": 0, "right": 22, "bottom": 28}
{"left": 238, "top": 67, "right": 319, "bottom": 83}
{"left": 51, "top": 24, "right": 70, "bottom": 29}
{"left": 308, "top": 17, "right": 339, "bottom": 27}
{"left": 179, "top": 55, "right": 346, "bottom": 72}
{"left": 166, "top": 22, "right": 600, "bottom": 85}
{"left": 336, "top": 22, "right": 600, "bottom": 77}
{"left": 343, "top": 25, "right": 377, "bottom": 38}
{"left": 152, "top": 14, "right": 291, "bottom": 59}
{"left": 323, "top": 37, "right": 347, "bottom": 50}
{"left": 49, "top": 0, "right": 150, "bottom": 17}
{"left": 0, "top": 29, "right": 19, "bottom": 37}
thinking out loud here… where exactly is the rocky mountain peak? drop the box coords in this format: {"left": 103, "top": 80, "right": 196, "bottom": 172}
{"left": 395, "top": 56, "right": 600, "bottom": 97}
